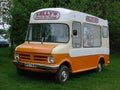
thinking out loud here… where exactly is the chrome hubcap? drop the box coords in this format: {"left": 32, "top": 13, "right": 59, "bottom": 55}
{"left": 61, "top": 71, "right": 68, "bottom": 82}
{"left": 98, "top": 63, "right": 102, "bottom": 72}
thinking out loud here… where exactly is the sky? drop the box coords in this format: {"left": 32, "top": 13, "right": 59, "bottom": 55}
{"left": 0, "top": 0, "right": 10, "bottom": 30}
{"left": 0, "top": 23, "right": 10, "bottom": 30}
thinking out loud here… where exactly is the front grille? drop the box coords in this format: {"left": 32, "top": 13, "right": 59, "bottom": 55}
{"left": 19, "top": 54, "right": 30, "bottom": 60}
{"left": 19, "top": 53, "right": 48, "bottom": 62}
{"left": 34, "top": 55, "right": 47, "bottom": 61}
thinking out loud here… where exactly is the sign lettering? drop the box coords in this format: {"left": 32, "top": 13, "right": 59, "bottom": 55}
{"left": 86, "top": 16, "right": 99, "bottom": 23}
{"left": 34, "top": 10, "right": 60, "bottom": 20}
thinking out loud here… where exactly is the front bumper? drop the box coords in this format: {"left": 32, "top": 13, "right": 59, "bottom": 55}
{"left": 13, "top": 61, "right": 59, "bottom": 70}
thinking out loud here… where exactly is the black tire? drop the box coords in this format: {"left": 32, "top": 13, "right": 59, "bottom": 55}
{"left": 55, "top": 65, "right": 69, "bottom": 83}
{"left": 96, "top": 61, "right": 103, "bottom": 72}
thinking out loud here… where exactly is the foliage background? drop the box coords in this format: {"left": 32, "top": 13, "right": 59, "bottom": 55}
{"left": 8, "top": 0, "right": 120, "bottom": 54}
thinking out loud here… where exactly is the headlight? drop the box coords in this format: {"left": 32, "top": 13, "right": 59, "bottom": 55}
{"left": 15, "top": 54, "right": 19, "bottom": 61}
{"left": 48, "top": 56, "right": 55, "bottom": 63}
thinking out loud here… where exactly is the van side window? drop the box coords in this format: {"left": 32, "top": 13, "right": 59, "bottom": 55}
{"left": 102, "top": 26, "right": 108, "bottom": 38}
{"left": 83, "top": 23, "right": 101, "bottom": 47}
{"left": 72, "top": 21, "right": 81, "bottom": 48}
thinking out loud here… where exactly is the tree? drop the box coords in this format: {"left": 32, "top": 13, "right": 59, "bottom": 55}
{"left": 9, "top": 0, "right": 71, "bottom": 55}
{"left": 108, "top": 1, "right": 120, "bottom": 53}
{"left": 0, "top": 0, "right": 12, "bottom": 29}
{"left": 68, "top": 0, "right": 120, "bottom": 53}
{"left": 9, "top": 0, "right": 45, "bottom": 55}
{"left": 9, "top": 0, "right": 120, "bottom": 55}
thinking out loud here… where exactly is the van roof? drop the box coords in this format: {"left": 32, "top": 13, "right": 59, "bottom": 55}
{"left": 30, "top": 8, "right": 108, "bottom": 26}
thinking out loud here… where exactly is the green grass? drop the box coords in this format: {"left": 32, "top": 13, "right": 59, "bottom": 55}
{"left": 0, "top": 47, "right": 120, "bottom": 90}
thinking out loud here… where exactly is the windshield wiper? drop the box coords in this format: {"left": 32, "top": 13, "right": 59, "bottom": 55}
{"left": 41, "top": 31, "right": 45, "bottom": 44}
{"left": 41, "top": 37, "right": 44, "bottom": 44}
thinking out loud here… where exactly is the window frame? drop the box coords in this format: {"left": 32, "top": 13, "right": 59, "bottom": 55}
{"left": 102, "top": 26, "right": 109, "bottom": 38}
{"left": 83, "top": 23, "right": 102, "bottom": 48}
{"left": 25, "top": 23, "right": 70, "bottom": 43}
{"left": 72, "top": 21, "right": 82, "bottom": 48}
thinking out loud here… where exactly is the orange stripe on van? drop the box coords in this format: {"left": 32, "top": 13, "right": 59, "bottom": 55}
{"left": 15, "top": 53, "right": 109, "bottom": 73}
{"left": 53, "top": 54, "right": 109, "bottom": 73}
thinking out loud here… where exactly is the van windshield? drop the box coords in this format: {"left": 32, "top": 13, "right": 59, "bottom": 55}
{"left": 25, "top": 23, "right": 69, "bottom": 43}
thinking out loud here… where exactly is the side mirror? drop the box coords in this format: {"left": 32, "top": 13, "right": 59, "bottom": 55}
{"left": 73, "top": 30, "right": 77, "bottom": 36}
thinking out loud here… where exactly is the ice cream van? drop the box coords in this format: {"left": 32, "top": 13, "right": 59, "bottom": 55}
{"left": 13, "top": 8, "right": 110, "bottom": 83}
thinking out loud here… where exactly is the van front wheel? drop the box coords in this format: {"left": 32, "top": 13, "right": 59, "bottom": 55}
{"left": 55, "top": 65, "right": 69, "bottom": 83}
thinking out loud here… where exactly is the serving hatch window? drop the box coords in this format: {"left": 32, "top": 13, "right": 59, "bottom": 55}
{"left": 26, "top": 23, "right": 69, "bottom": 43}
{"left": 83, "top": 23, "right": 101, "bottom": 47}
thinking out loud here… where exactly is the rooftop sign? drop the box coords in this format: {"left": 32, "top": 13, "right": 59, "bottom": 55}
{"left": 33, "top": 10, "right": 60, "bottom": 20}
{"left": 86, "top": 16, "right": 99, "bottom": 23}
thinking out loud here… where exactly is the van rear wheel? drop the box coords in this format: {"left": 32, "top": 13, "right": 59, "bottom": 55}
{"left": 96, "top": 61, "right": 103, "bottom": 72}
{"left": 55, "top": 65, "right": 69, "bottom": 83}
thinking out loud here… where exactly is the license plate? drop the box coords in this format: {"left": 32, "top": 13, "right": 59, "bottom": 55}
{"left": 24, "top": 63, "right": 36, "bottom": 68}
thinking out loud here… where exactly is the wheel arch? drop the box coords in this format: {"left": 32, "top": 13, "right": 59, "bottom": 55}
{"left": 60, "top": 61, "right": 72, "bottom": 73}
{"left": 99, "top": 57, "right": 105, "bottom": 65}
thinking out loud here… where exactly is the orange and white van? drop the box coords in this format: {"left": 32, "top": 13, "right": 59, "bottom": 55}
{"left": 13, "top": 8, "right": 110, "bottom": 83}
